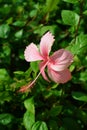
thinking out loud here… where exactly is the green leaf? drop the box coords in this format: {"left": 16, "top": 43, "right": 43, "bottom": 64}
{"left": 23, "top": 111, "right": 35, "bottom": 130}
{"left": 13, "top": 20, "right": 25, "bottom": 27}
{"left": 23, "top": 98, "right": 35, "bottom": 130}
{"left": 30, "top": 10, "right": 38, "bottom": 18}
{"left": 6, "top": 17, "right": 13, "bottom": 24}
{"left": 23, "top": 98, "right": 35, "bottom": 129}
{"left": 0, "top": 92, "right": 12, "bottom": 103}
{"left": 0, "top": 113, "right": 13, "bottom": 125}
{"left": 50, "top": 105, "right": 63, "bottom": 117}
{"left": 15, "top": 29, "right": 23, "bottom": 39}
{"left": 69, "top": 64, "right": 75, "bottom": 72}
{"left": 62, "top": 0, "right": 78, "bottom": 4}
{"left": 30, "top": 61, "right": 39, "bottom": 74}
{"left": 61, "top": 10, "right": 79, "bottom": 26}
{"left": 0, "top": 5, "right": 11, "bottom": 15}
{"left": 0, "top": 24, "right": 10, "bottom": 38}
{"left": 34, "top": 25, "right": 56, "bottom": 36}
{"left": 83, "top": 10, "right": 87, "bottom": 15}
{"left": 75, "top": 34, "right": 87, "bottom": 54}
{"left": 51, "top": 83, "right": 59, "bottom": 89}
{"left": 45, "top": 0, "right": 60, "bottom": 12}
{"left": 24, "top": 97, "right": 35, "bottom": 114}
{"left": 2, "top": 44, "right": 11, "bottom": 56}
{"left": 79, "top": 71, "right": 87, "bottom": 82}
{"left": 14, "top": 71, "right": 24, "bottom": 75}
{"left": 66, "top": 34, "right": 87, "bottom": 55}
{"left": 32, "top": 121, "right": 48, "bottom": 130}
{"left": 72, "top": 91, "right": 87, "bottom": 102}
{"left": 0, "top": 69, "right": 9, "bottom": 81}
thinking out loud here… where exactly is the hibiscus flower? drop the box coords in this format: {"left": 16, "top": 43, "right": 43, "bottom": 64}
{"left": 19, "top": 32, "right": 73, "bottom": 92}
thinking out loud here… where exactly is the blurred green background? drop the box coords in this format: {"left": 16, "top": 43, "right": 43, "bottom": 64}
{"left": 0, "top": 0, "right": 87, "bottom": 130}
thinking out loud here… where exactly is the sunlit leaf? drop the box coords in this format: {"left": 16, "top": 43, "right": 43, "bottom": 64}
{"left": 15, "top": 29, "right": 23, "bottom": 39}
{"left": 30, "top": 61, "right": 39, "bottom": 74}
{"left": 24, "top": 97, "right": 35, "bottom": 114}
{"left": 66, "top": 34, "right": 87, "bottom": 55}
{"left": 72, "top": 91, "right": 87, "bottom": 102}
{"left": 45, "top": 0, "right": 60, "bottom": 12}
{"left": 23, "top": 111, "right": 35, "bottom": 130}
{"left": 79, "top": 71, "right": 87, "bottom": 82}
{"left": 34, "top": 25, "right": 57, "bottom": 36}
{"left": 61, "top": 10, "right": 79, "bottom": 26}
{"left": 62, "top": 0, "right": 78, "bottom": 4}
{"left": 0, "top": 24, "right": 10, "bottom": 38}
{"left": 13, "top": 20, "right": 25, "bottom": 27}
{"left": 23, "top": 98, "right": 35, "bottom": 130}
{"left": 32, "top": 121, "right": 48, "bottom": 130}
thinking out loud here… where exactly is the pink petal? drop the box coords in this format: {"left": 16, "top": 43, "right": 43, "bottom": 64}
{"left": 39, "top": 61, "right": 50, "bottom": 82}
{"left": 40, "top": 32, "right": 55, "bottom": 57}
{"left": 48, "top": 67, "right": 72, "bottom": 83}
{"left": 24, "top": 43, "right": 43, "bottom": 62}
{"left": 50, "top": 49, "right": 73, "bottom": 71}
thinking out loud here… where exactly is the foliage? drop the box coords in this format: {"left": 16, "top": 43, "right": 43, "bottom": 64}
{"left": 0, "top": 0, "right": 87, "bottom": 130}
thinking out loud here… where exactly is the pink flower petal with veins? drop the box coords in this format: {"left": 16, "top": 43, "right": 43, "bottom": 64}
{"left": 39, "top": 61, "right": 50, "bottom": 82}
{"left": 24, "top": 43, "right": 43, "bottom": 62}
{"left": 48, "top": 67, "right": 71, "bottom": 83}
{"left": 40, "top": 32, "right": 55, "bottom": 57}
{"left": 50, "top": 49, "right": 73, "bottom": 71}
{"left": 23, "top": 31, "right": 73, "bottom": 88}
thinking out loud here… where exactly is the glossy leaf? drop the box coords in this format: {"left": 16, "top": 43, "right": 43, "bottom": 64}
{"left": 62, "top": 0, "right": 78, "bottom": 4}
{"left": 32, "top": 121, "right": 48, "bottom": 130}
{"left": 23, "top": 98, "right": 35, "bottom": 130}
{"left": 50, "top": 105, "right": 63, "bottom": 117}
{"left": 24, "top": 97, "right": 35, "bottom": 114}
{"left": 66, "top": 34, "right": 87, "bottom": 55}
{"left": 23, "top": 111, "right": 35, "bottom": 130}
{"left": 0, "top": 24, "right": 10, "bottom": 38}
{"left": 15, "top": 29, "right": 23, "bottom": 39}
{"left": 79, "top": 71, "right": 87, "bottom": 82}
{"left": 13, "top": 20, "right": 25, "bottom": 27}
{"left": 72, "top": 91, "right": 87, "bottom": 102}
{"left": 30, "top": 61, "right": 39, "bottom": 74}
{"left": 61, "top": 10, "right": 79, "bottom": 26}
{"left": 45, "top": 0, "right": 60, "bottom": 12}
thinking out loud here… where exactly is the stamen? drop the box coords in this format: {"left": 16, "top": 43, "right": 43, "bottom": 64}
{"left": 27, "top": 71, "right": 41, "bottom": 88}
{"left": 18, "top": 72, "right": 41, "bottom": 92}
{"left": 18, "top": 61, "right": 49, "bottom": 92}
